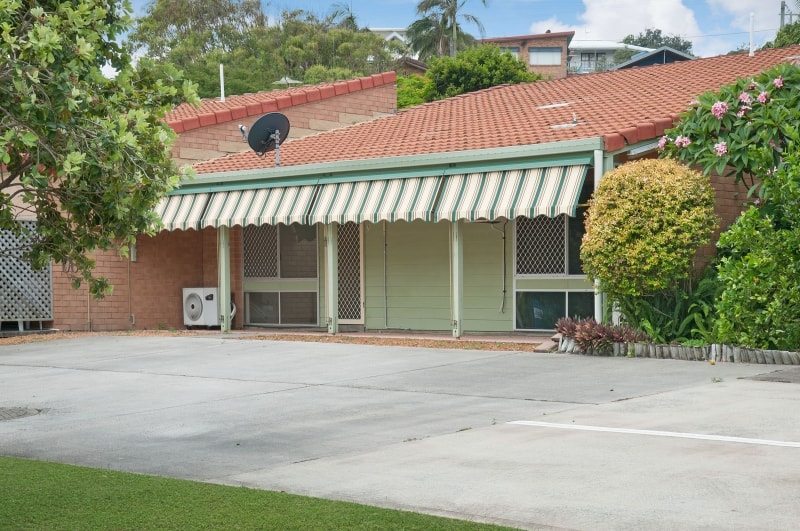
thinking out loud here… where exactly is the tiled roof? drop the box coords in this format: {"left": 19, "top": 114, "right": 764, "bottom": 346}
{"left": 165, "top": 72, "right": 397, "bottom": 133}
{"left": 194, "top": 46, "right": 800, "bottom": 175}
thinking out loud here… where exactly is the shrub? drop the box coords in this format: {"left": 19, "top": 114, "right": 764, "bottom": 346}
{"left": 557, "top": 317, "right": 648, "bottom": 353}
{"left": 713, "top": 144, "right": 800, "bottom": 349}
{"left": 581, "top": 159, "right": 718, "bottom": 300}
{"left": 396, "top": 74, "right": 431, "bottom": 108}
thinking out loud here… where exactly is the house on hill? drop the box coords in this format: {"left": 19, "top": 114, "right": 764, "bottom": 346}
{"left": 45, "top": 47, "right": 800, "bottom": 336}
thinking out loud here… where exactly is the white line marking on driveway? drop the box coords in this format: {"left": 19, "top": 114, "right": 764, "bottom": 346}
{"left": 508, "top": 421, "right": 800, "bottom": 448}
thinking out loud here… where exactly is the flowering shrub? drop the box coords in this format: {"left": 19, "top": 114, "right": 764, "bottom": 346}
{"left": 661, "top": 63, "right": 800, "bottom": 188}
{"left": 581, "top": 159, "right": 717, "bottom": 299}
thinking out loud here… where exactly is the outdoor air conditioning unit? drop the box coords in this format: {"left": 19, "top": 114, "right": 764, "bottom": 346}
{"left": 183, "top": 287, "right": 219, "bottom": 327}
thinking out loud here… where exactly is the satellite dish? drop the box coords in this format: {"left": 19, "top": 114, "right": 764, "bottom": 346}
{"left": 247, "top": 112, "right": 290, "bottom": 158}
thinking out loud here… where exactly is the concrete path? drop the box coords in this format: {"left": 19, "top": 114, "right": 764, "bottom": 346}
{"left": 1, "top": 336, "right": 797, "bottom": 529}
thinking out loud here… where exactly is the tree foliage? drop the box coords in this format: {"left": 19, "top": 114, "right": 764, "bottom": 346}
{"left": 131, "top": 6, "right": 400, "bottom": 98}
{"left": 614, "top": 28, "right": 693, "bottom": 64}
{"left": 396, "top": 74, "right": 432, "bottom": 108}
{"left": 406, "top": 3, "right": 475, "bottom": 61}
{"left": 623, "top": 28, "right": 693, "bottom": 53}
{"left": 581, "top": 159, "right": 717, "bottom": 300}
{"left": 764, "top": 20, "right": 800, "bottom": 48}
{"left": 423, "top": 45, "right": 537, "bottom": 100}
{"left": 662, "top": 63, "right": 800, "bottom": 190}
{"left": 0, "top": 0, "right": 198, "bottom": 296}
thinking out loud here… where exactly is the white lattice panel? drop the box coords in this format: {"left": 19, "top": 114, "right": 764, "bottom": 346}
{"left": 243, "top": 225, "right": 278, "bottom": 278}
{"left": 0, "top": 222, "right": 52, "bottom": 320}
{"left": 337, "top": 222, "right": 362, "bottom": 321}
{"left": 516, "top": 216, "right": 566, "bottom": 275}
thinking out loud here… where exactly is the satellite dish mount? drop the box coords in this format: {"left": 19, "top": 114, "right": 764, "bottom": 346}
{"left": 247, "top": 112, "right": 291, "bottom": 166}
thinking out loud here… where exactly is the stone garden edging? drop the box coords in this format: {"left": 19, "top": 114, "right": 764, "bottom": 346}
{"left": 556, "top": 338, "right": 800, "bottom": 365}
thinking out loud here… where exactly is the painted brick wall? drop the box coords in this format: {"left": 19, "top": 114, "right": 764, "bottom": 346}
{"left": 171, "top": 84, "right": 396, "bottom": 166}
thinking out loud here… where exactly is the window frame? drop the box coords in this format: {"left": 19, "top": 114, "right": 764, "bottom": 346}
{"left": 513, "top": 289, "right": 595, "bottom": 332}
{"left": 513, "top": 215, "right": 587, "bottom": 279}
{"left": 243, "top": 223, "right": 320, "bottom": 327}
{"left": 499, "top": 46, "right": 521, "bottom": 60}
{"left": 528, "top": 46, "right": 563, "bottom": 66}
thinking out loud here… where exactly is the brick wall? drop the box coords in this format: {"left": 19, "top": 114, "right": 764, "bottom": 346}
{"left": 52, "top": 80, "right": 395, "bottom": 331}
{"left": 484, "top": 35, "right": 571, "bottom": 79}
{"left": 696, "top": 173, "right": 750, "bottom": 267}
{"left": 171, "top": 84, "right": 396, "bottom": 166}
{"left": 53, "top": 228, "right": 245, "bottom": 331}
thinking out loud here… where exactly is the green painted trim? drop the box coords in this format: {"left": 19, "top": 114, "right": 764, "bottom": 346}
{"left": 174, "top": 153, "right": 594, "bottom": 195}
{"left": 608, "top": 138, "right": 659, "bottom": 156}
{"left": 173, "top": 138, "right": 602, "bottom": 195}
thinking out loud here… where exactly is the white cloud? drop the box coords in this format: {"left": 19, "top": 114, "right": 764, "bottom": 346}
{"left": 529, "top": 17, "right": 577, "bottom": 35}
{"left": 706, "top": 0, "right": 782, "bottom": 49}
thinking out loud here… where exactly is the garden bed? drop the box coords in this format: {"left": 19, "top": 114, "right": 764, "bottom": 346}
{"left": 556, "top": 336, "right": 800, "bottom": 365}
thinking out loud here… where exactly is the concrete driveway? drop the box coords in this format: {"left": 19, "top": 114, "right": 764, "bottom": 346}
{"left": 1, "top": 335, "right": 799, "bottom": 529}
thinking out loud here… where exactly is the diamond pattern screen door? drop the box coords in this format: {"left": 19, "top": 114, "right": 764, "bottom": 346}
{"left": 337, "top": 222, "right": 363, "bottom": 323}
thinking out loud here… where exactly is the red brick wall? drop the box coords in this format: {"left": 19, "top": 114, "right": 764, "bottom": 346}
{"left": 171, "top": 84, "right": 396, "bottom": 166}
{"left": 696, "top": 173, "right": 750, "bottom": 267}
{"left": 52, "top": 82, "right": 394, "bottom": 331}
{"left": 53, "top": 228, "right": 245, "bottom": 331}
{"left": 484, "top": 36, "right": 571, "bottom": 79}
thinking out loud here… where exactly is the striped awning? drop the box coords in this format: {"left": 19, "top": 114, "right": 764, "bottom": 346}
{"left": 201, "top": 185, "right": 316, "bottom": 228}
{"left": 307, "top": 176, "right": 442, "bottom": 224}
{"left": 156, "top": 193, "right": 210, "bottom": 231}
{"left": 433, "top": 165, "right": 588, "bottom": 222}
{"left": 156, "top": 163, "right": 589, "bottom": 230}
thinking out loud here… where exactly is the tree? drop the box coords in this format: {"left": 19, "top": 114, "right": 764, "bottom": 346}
{"left": 424, "top": 45, "right": 537, "bottom": 100}
{"left": 0, "top": 0, "right": 198, "bottom": 296}
{"left": 396, "top": 74, "right": 432, "bottom": 108}
{"left": 614, "top": 28, "right": 693, "bottom": 64}
{"left": 764, "top": 20, "right": 800, "bottom": 48}
{"left": 131, "top": 6, "right": 396, "bottom": 98}
{"left": 410, "top": 0, "right": 487, "bottom": 58}
{"left": 662, "top": 63, "right": 800, "bottom": 190}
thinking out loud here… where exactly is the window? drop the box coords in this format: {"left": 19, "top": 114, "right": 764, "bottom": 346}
{"left": 515, "top": 291, "right": 594, "bottom": 330}
{"left": 243, "top": 224, "right": 317, "bottom": 279}
{"left": 499, "top": 46, "right": 520, "bottom": 59}
{"left": 529, "top": 47, "right": 562, "bottom": 66}
{"left": 243, "top": 223, "right": 318, "bottom": 326}
{"left": 579, "top": 52, "right": 607, "bottom": 73}
{"left": 515, "top": 174, "right": 593, "bottom": 276}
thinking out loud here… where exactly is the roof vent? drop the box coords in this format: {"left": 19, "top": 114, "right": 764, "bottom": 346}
{"left": 537, "top": 102, "right": 570, "bottom": 110}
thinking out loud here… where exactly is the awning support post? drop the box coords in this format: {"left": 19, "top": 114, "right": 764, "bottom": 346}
{"left": 325, "top": 223, "right": 339, "bottom": 334}
{"left": 218, "top": 225, "right": 232, "bottom": 332}
{"left": 451, "top": 220, "right": 464, "bottom": 338}
{"left": 593, "top": 149, "right": 607, "bottom": 323}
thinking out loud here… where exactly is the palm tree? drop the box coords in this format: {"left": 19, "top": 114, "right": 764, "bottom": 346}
{"left": 410, "top": 0, "right": 488, "bottom": 58}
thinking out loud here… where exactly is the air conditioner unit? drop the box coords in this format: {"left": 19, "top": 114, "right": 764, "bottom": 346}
{"left": 183, "top": 287, "right": 219, "bottom": 327}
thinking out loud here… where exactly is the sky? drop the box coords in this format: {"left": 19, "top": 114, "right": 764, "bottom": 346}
{"left": 130, "top": 0, "right": 794, "bottom": 58}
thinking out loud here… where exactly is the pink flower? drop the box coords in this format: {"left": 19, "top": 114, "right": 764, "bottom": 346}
{"left": 739, "top": 92, "right": 752, "bottom": 104}
{"left": 714, "top": 141, "right": 728, "bottom": 156}
{"left": 658, "top": 135, "right": 669, "bottom": 150}
{"left": 757, "top": 91, "right": 768, "bottom": 103}
{"left": 674, "top": 135, "right": 691, "bottom": 148}
{"left": 711, "top": 101, "right": 729, "bottom": 119}
{"left": 736, "top": 105, "right": 751, "bottom": 118}
{"left": 773, "top": 76, "right": 784, "bottom": 88}
{"left": 747, "top": 80, "right": 757, "bottom": 90}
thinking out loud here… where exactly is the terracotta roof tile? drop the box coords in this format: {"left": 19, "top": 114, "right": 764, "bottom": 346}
{"left": 194, "top": 47, "right": 800, "bottom": 175}
{"left": 164, "top": 72, "right": 395, "bottom": 132}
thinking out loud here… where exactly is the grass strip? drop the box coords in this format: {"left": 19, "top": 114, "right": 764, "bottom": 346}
{"left": 0, "top": 456, "right": 513, "bottom": 530}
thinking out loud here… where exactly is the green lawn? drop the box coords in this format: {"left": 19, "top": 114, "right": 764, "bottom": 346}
{"left": 0, "top": 456, "right": 513, "bottom": 530}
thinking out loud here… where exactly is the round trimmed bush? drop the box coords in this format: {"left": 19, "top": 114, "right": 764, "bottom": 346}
{"left": 581, "top": 158, "right": 717, "bottom": 299}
